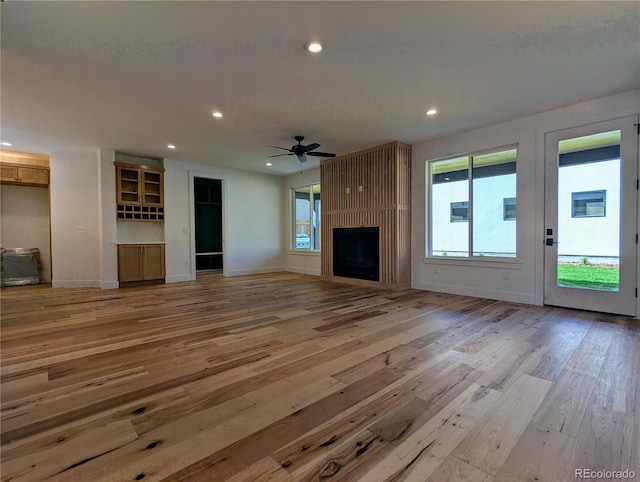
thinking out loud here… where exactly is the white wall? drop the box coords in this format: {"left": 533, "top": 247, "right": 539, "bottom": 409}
{"left": 558, "top": 160, "right": 620, "bottom": 257}
{"left": 284, "top": 168, "right": 321, "bottom": 276}
{"left": 431, "top": 174, "right": 517, "bottom": 256}
{"left": 431, "top": 179, "right": 469, "bottom": 255}
{"left": 163, "top": 159, "right": 285, "bottom": 282}
{"left": 412, "top": 89, "right": 640, "bottom": 306}
{"left": 50, "top": 151, "right": 101, "bottom": 287}
{"left": 0, "top": 184, "right": 52, "bottom": 283}
{"left": 98, "top": 149, "right": 118, "bottom": 289}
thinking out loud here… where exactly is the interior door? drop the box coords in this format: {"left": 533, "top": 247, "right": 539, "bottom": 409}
{"left": 544, "top": 115, "right": 638, "bottom": 316}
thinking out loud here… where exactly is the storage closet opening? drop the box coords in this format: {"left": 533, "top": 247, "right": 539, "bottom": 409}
{"left": 194, "top": 177, "right": 223, "bottom": 271}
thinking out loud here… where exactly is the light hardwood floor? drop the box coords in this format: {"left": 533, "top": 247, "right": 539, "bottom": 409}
{"left": 1, "top": 273, "right": 638, "bottom": 481}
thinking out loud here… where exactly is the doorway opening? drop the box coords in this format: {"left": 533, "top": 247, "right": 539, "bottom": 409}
{"left": 543, "top": 116, "right": 638, "bottom": 316}
{"left": 194, "top": 177, "right": 223, "bottom": 271}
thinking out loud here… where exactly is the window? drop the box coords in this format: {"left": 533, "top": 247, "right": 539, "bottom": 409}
{"left": 503, "top": 197, "right": 516, "bottom": 220}
{"left": 450, "top": 201, "right": 469, "bottom": 222}
{"left": 429, "top": 147, "right": 517, "bottom": 258}
{"left": 293, "top": 183, "right": 321, "bottom": 251}
{"left": 572, "top": 190, "right": 605, "bottom": 217}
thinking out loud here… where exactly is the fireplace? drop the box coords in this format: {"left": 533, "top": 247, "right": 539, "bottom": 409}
{"left": 320, "top": 141, "right": 411, "bottom": 289}
{"left": 333, "top": 227, "right": 380, "bottom": 281}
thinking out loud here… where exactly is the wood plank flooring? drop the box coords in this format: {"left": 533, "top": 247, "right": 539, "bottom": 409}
{"left": 1, "top": 272, "right": 638, "bottom": 481}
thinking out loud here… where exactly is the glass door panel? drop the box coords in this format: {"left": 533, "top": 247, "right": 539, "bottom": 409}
{"left": 544, "top": 116, "right": 637, "bottom": 316}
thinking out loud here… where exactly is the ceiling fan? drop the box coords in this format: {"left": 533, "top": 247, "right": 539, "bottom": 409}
{"left": 269, "top": 136, "right": 336, "bottom": 163}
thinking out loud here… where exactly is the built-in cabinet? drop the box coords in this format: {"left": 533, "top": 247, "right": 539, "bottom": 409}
{"left": 0, "top": 150, "right": 52, "bottom": 283}
{"left": 115, "top": 163, "right": 164, "bottom": 221}
{"left": 115, "top": 157, "right": 166, "bottom": 286}
{"left": 117, "top": 244, "right": 165, "bottom": 283}
{"left": 0, "top": 163, "right": 49, "bottom": 187}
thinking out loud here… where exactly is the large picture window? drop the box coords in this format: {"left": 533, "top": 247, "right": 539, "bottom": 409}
{"left": 292, "top": 183, "right": 321, "bottom": 251}
{"left": 429, "top": 146, "right": 517, "bottom": 258}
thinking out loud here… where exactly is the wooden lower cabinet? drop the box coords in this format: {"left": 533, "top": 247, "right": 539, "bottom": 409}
{"left": 117, "top": 244, "right": 165, "bottom": 283}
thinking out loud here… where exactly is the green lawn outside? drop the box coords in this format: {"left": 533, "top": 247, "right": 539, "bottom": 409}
{"left": 557, "top": 263, "right": 619, "bottom": 291}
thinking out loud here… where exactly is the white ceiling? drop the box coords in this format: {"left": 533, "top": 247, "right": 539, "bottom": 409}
{"left": 1, "top": 2, "right": 639, "bottom": 175}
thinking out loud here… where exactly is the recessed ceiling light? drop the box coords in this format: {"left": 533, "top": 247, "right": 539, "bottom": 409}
{"left": 212, "top": 111, "right": 223, "bottom": 118}
{"left": 306, "top": 42, "right": 323, "bottom": 53}
{"left": 167, "top": 144, "right": 176, "bottom": 149}
{"left": 426, "top": 108, "right": 438, "bottom": 116}
{"left": 266, "top": 162, "right": 273, "bottom": 167}
{"left": 1, "top": 142, "right": 12, "bottom": 147}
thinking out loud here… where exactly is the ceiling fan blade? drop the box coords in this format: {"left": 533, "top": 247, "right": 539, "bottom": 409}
{"left": 303, "top": 143, "right": 320, "bottom": 152}
{"left": 268, "top": 153, "right": 294, "bottom": 158}
{"left": 306, "top": 152, "right": 336, "bottom": 158}
{"left": 296, "top": 154, "right": 308, "bottom": 163}
{"left": 269, "top": 146, "right": 292, "bottom": 152}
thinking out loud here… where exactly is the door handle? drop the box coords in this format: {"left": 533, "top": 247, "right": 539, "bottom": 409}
{"left": 545, "top": 238, "right": 560, "bottom": 246}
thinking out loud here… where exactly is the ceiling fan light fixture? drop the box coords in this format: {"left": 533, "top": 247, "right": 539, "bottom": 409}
{"left": 167, "top": 143, "right": 176, "bottom": 149}
{"left": 212, "top": 111, "right": 223, "bottom": 118}
{"left": 306, "top": 42, "right": 323, "bottom": 53}
{"left": 266, "top": 162, "right": 273, "bottom": 166}
{"left": 426, "top": 108, "right": 438, "bottom": 116}
{"left": 1, "top": 141, "right": 12, "bottom": 147}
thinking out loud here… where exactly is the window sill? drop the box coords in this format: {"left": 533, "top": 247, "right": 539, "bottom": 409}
{"left": 423, "top": 257, "right": 521, "bottom": 269}
{"left": 289, "top": 250, "right": 321, "bottom": 256}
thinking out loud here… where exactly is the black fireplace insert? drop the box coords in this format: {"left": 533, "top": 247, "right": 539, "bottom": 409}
{"left": 333, "top": 227, "right": 380, "bottom": 281}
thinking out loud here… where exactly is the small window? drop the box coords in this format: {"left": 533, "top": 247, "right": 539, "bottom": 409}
{"left": 292, "top": 183, "right": 321, "bottom": 250}
{"left": 503, "top": 197, "right": 516, "bottom": 220}
{"left": 572, "top": 190, "right": 606, "bottom": 218}
{"left": 450, "top": 201, "right": 469, "bottom": 222}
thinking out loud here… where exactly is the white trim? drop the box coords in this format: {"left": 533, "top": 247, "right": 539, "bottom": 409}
{"left": 188, "top": 170, "right": 227, "bottom": 280}
{"left": 412, "top": 279, "right": 537, "bottom": 305}
{"left": 291, "top": 182, "right": 321, "bottom": 252}
{"left": 225, "top": 267, "right": 285, "bottom": 276}
{"left": 285, "top": 266, "right": 321, "bottom": 276}
{"left": 423, "top": 257, "right": 521, "bottom": 270}
{"left": 288, "top": 250, "right": 321, "bottom": 256}
{"left": 101, "top": 281, "right": 119, "bottom": 289}
{"left": 52, "top": 280, "right": 102, "bottom": 288}
{"left": 165, "top": 274, "right": 192, "bottom": 284}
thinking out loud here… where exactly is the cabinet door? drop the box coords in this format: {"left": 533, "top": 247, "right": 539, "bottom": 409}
{"left": 142, "top": 169, "right": 164, "bottom": 206}
{"left": 117, "top": 166, "right": 141, "bottom": 204}
{"left": 0, "top": 164, "right": 18, "bottom": 182}
{"left": 18, "top": 166, "right": 49, "bottom": 186}
{"left": 142, "top": 244, "right": 165, "bottom": 280}
{"left": 118, "top": 245, "right": 144, "bottom": 282}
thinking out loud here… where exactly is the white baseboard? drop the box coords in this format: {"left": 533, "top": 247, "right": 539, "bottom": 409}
{"left": 165, "top": 274, "right": 193, "bottom": 284}
{"left": 285, "top": 266, "right": 321, "bottom": 276}
{"left": 225, "top": 266, "right": 285, "bottom": 277}
{"left": 101, "top": 281, "right": 119, "bottom": 290}
{"left": 411, "top": 281, "right": 538, "bottom": 305}
{"left": 52, "top": 280, "right": 102, "bottom": 288}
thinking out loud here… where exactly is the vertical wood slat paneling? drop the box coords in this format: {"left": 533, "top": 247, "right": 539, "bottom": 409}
{"left": 320, "top": 142, "right": 411, "bottom": 290}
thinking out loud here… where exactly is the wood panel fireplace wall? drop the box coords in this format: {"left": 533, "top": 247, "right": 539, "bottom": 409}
{"left": 320, "top": 141, "right": 411, "bottom": 290}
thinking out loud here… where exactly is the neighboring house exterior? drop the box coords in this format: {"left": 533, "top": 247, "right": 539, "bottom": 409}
{"left": 432, "top": 157, "right": 620, "bottom": 260}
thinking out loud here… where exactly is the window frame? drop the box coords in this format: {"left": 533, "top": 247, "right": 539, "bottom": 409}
{"left": 427, "top": 144, "right": 518, "bottom": 260}
{"left": 291, "top": 182, "right": 321, "bottom": 252}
